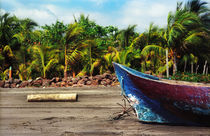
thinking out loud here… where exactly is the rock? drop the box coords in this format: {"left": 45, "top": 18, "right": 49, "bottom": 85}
{"left": 56, "top": 82, "right": 61, "bottom": 87}
{"left": 94, "top": 75, "right": 103, "bottom": 81}
{"left": 14, "top": 79, "right": 22, "bottom": 84}
{"left": 20, "top": 81, "right": 29, "bottom": 87}
{"left": 8, "top": 78, "right": 13, "bottom": 84}
{"left": 91, "top": 80, "right": 98, "bottom": 86}
{"left": 16, "top": 84, "right": 20, "bottom": 88}
{"left": 60, "top": 82, "right": 66, "bottom": 87}
{"left": 50, "top": 77, "right": 56, "bottom": 84}
{"left": 36, "top": 77, "right": 43, "bottom": 80}
{"left": 4, "top": 83, "right": 10, "bottom": 88}
{"left": 103, "top": 73, "right": 112, "bottom": 80}
{"left": 72, "top": 78, "right": 78, "bottom": 84}
{"left": 28, "top": 79, "right": 33, "bottom": 83}
{"left": 5, "top": 80, "right": 10, "bottom": 85}
{"left": 68, "top": 82, "right": 73, "bottom": 86}
{"left": 0, "top": 81, "right": 5, "bottom": 87}
{"left": 77, "top": 79, "right": 85, "bottom": 85}
{"left": 82, "top": 77, "right": 88, "bottom": 82}
{"left": 10, "top": 83, "right": 16, "bottom": 88}
{"left": 73, "top": 84, "right": 83, "bottom": 87}
{"left": 100, "top": 80, "right": 107, "bottom": 86}
{"left": 86, "top": 80, "right": 92, "bottom": 85}
{"left": 105, "top": 79, "right": 112, "bottom": 85}
{"left": 55, "top": 77, "right": 62, "bottom": 82}
{"left": 42, "top": 79, "right": 50, "bottom": 87}
{"left": 32, "top": 79, "right": 42, "bottom": 87}
{"left": 50, "top": 82, "right": 56, "bottom": 87}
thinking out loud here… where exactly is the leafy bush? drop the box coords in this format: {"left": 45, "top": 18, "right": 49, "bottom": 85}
{"left": 167, "top": 72, "right": 210, "bottom": 83}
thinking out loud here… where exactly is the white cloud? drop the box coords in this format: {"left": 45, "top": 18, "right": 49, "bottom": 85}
{"left": 12, "top": 8, "right": 56, "bottom": 26}
{"left": 120, "top": 0, "right": 176, "bottom": 32}
{"left": 1, "top": 0, "right": 180, "bottom": 32}
{"left": 7, "top": 1, "right": 115, "bottom": 27}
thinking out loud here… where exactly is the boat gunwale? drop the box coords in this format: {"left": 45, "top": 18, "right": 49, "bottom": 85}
{"left": 114, "top": 63, "right": 210, "bottom": 88}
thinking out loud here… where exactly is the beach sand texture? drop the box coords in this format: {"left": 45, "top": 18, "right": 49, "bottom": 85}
{"left": 0, "top": 87, "right": 210, "bottom": 136}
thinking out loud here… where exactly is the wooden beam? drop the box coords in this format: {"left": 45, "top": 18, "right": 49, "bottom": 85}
{"left": 27, "top": 93, "right": 78, "bottom": 102}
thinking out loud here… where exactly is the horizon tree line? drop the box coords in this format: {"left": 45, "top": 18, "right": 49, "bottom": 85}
{"left": 0, "top": 0, "right": 209, "bottom": 81}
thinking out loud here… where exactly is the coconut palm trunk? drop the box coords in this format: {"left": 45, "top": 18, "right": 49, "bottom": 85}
{"left": 64, "top": 44, "right": 68, "bottom": 80}
{"left": 166, "top": 48, "right": 169, "bottom": 78}
{"left": 173, "top": 52, "right": 177, "bottom": 75}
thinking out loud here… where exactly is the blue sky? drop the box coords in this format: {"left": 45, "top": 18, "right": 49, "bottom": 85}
{"left": 1, "top": 0, "right": 209, "bottom": 32}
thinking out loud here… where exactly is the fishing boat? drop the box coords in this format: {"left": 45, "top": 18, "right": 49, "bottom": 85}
{"left": 113, "top": 62, "right": 210, "bottom": 126}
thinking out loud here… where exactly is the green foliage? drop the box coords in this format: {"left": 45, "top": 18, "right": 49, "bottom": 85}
{"left": 170, "top": 72, "right": 210, "bottom": 83}
{"left": 0, "top": 0, "right": 209, "bottom": 80}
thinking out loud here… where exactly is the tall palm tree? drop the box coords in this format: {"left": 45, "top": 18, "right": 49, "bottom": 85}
{"left": 0, "top": 12, "right": 17, "bottom": 47}
{"left": 13, "top": 18, "right": 38, "bottom": 65}
{"left": 184, "top": 0, "right": 210, "bottom": 29}
{"left": 64, "top": 22, "right": 83, "bottom": 79}
{"left": 165, "top": 4, "right": 204, "bottom": 74}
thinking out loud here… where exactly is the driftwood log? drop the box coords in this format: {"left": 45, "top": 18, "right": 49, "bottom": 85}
{"left": 27, "top": 93, "right": 78, "bottom": 102}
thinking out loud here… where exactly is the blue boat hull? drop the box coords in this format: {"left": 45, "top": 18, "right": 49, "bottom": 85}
{"left": 113, "top": 62, "right": 210, "bottom": 126}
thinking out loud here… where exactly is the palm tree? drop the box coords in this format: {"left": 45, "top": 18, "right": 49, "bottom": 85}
{"left": 184, "top": 0, "right": 210, "bottom": 29}
{"left": 13, "top": 18, "right": 38, "bottom": 65}
{"left": 64, "top": 22, "right": 83, "bottom": 79}
{"left": 165, "top": 3, "right": 205, "bottom": 74}
{"left": 0, "top": 12, "right": 17, "bottom": 47}
{"left": 30, "top": 44, "right": 59, "bottom": 78}
{"left": 120, "top": 25, "right": 137, "bottom": 49}
{"left": 16, "top": 64, "right": 32, "bottom": 80}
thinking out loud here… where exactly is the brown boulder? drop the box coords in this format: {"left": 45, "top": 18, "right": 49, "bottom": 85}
{"left": 49, "top": 77, "right": 56, "bottom": 84}
{"left": 68, "top": 82, "right": 73, "bottom": 86}
{"left": 105, "top": 79, "right": 112, "bottom": 85}
{"left": 91, "top": 80, "right": 98, "bottom": 86}
{"left": 20, "top": 81, "right": 29, "bottom": 87}
{"left": 55, "top": 77, "right": 62, "bottom": 82}
{"left": 42, "top": 79, "right": 50, "bottom": 87}
{"left": 14, "top": 79, "right": 22, "bottom": 84}
{"left": 32, "top": 79, "right": 43, "bottom": 87}
{"left": 77, "top": 79, "right": 85, "bottom": 85}
{"left": 10, "top": 83, "right": 16, "bottom": 88}
{"left": 72, "top": 78, "right": 78, "bottom": 84}
{"left": 86, "top": 80, "right": 92, "bottom": 85}
{"left": 100, "top": 80, "right": 107, "bottom": 86}
{"left": 60, "top": 81, "right": 66, "bottom": 87}
{"left": 4, "top": 83, "right": 10, "bottom": 88}
{"left": 0, "top": 81, "right": 5, "bottom": 87}
{"left": 8, "top": 78, "right": 14, "bottom": 84}
{"left": 103, "top": 73, "right": 112, "bottom": 80}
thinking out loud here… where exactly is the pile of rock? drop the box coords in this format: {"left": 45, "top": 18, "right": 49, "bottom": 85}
{"left": 0, "top": 73, "right": 119, "bottom": 88}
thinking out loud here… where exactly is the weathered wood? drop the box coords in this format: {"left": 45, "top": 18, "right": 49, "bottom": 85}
{"left": 27, "top": 93, "right": 78, "bottom": 102}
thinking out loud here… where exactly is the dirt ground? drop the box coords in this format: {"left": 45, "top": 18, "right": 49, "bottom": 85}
{"left": 0, "top": 87, "right": 210, "bottom": 136}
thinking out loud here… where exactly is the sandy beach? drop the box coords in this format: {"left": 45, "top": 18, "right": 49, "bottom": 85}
{"left": 0, "top": 87, "right": 209, "bottom": 136}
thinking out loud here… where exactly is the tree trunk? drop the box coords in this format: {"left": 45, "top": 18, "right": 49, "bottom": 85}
{"left": 203, "top": 60, "right": 207, "bottom": 75}
{"left": 166, "top": 49, "right": 169, "bottom": 78}
{"left": 196, "top": 65, "right": 199, "bottom": 74}
{"left": 64, "top": 44, "right": 68, "bottom": 80}
{"left": 191, "top": 62, "right": 193, "bottom": 74}
{"left": 173, "top": 52, "right": 177, "bottom": 75}
{"left": 184, "top": 60, "right": 187, "bottom": 73}
{"left": 27, "top": 93, "right": 78, "bottom": 102}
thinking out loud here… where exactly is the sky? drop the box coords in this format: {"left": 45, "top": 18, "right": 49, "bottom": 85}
{"left": 1, "top": 0, "right": 210, "bottom": 32}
